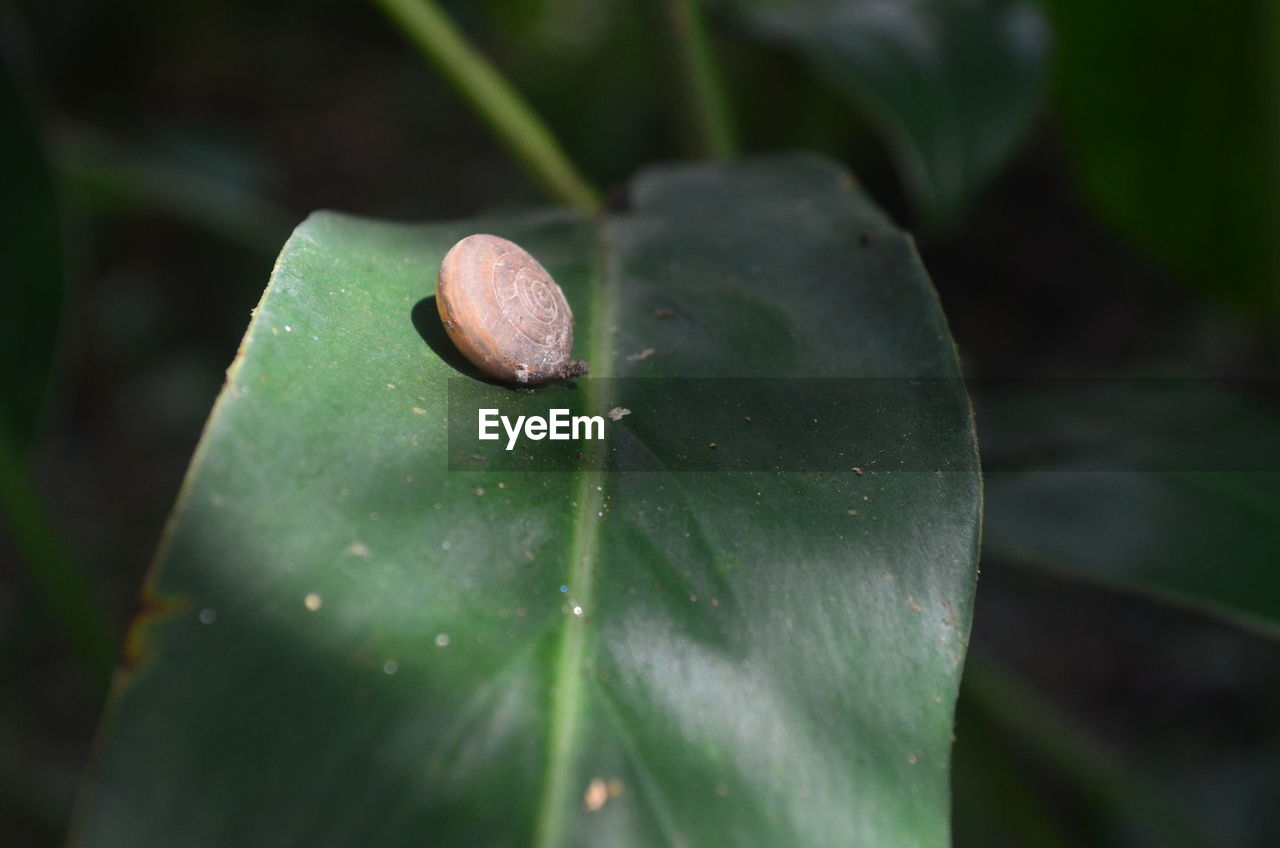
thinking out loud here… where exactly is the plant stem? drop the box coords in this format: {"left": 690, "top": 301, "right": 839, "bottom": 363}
{"left": 372, "top": 0, "right": 601, "bottom": 213}
{"left": 0, "top": 422, "right": 113, "bottom": 694}
{"left": 662, "top": 0, "right": 737, "bottom": 158}
{"left": 963, "top": 653, "right": 1219, "bottom": 848}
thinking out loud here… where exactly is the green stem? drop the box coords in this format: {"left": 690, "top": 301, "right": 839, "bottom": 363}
{"left": 963, "top": 653, "right": 1219, "bottom": 848}
{"left": 0, "top": 421, "right": 114, "bottom": 694}
{"left": 662, "top": 0, "right": 737, "bottom": 158}
{"left": 372, "top": 0, "right": 600, "bottom": 213}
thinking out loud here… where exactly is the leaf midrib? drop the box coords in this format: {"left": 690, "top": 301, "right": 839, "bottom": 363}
{"left": 532, "top": 221, "right": 616, "bottom": 848}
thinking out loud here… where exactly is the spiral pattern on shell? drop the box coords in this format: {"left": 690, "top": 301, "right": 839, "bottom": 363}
{"left": 435, "top": 234, "right": 589, "bottom": 385}
{"left": 492, "top": 253, "right": 568, "bottom": 348}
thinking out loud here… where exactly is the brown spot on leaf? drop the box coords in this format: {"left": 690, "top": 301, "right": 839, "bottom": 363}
{"left": 120, "top": 588, "right": 189, "bottom": 674}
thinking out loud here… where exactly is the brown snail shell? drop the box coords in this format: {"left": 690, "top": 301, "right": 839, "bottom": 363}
{"left": 435, "top": 234, "right": 589, "bottom": 385}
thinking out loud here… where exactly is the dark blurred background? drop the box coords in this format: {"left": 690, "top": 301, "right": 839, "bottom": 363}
{"left": 2, "top": 1, "right": 1278, "bottom": 846}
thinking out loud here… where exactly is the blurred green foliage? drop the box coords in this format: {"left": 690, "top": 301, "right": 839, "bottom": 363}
{"left": 1044, "top": 0, "right": 1280, "bottom": 319}
{"left": 0, "top": 45, "right": 64, "bottom": 452}
{"left": 736, "top": 0, "right": 1051, "bottom": 228}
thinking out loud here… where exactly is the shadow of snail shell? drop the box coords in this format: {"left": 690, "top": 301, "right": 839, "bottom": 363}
{"left": 436, "top": 234, "right": 589, "bottom": 385}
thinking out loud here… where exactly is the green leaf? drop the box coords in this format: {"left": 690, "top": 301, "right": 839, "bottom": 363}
{"left": 1043, "top": 0, "right": 1280, "bottom": 316}
{"left": 738, "top": 0, "right": 1051, "bottom": 226}
{"left": 0, "top": 47, "right": 65, "bottom": 450}
{"left": 981, "top": 382, "right": 1280, "bottom": 638}
{"left": 72, "top": 156, "right": 981, "bottom": 846}
{"left": 986, "top": 470, "right": 1280, "bottom": 638}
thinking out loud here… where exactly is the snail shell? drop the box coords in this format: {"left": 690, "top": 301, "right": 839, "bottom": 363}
{"left": 436, "top": 234, "right": 589, "bottom": 385}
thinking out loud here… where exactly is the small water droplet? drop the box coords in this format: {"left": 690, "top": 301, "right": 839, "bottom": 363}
{"left": 435, "top": 633, "right": 451, "bottom": 647}
{"left": 383, "top": 660, "right": 399, "bottom": 675}
{"left": 284, "top": 325, "right": 293, "bottom": 332}
{"left": 572, "top": 605, "right": 583, "bottom": 616}
{"left": 198, "top": 608, "right": 217, "bottom": 625}
{"left": 560, "top": 585, "right": 568, "bottom": 593}
{"left": 304, "top": 593, "right": 322, "bottom": 611}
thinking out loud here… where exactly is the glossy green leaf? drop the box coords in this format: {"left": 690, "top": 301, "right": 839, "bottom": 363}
{"left": 72, "top": 156, "right": 981, "bottom": 847}
{"left": 0, "top": 48, "right": 64, "bottom": 451}
{"left": 738, "top": 0, "right": 1051, "bottom": 226}
{"left": 1043, "top": 0, "right": 1280, "bottom": 315}
{"left": 981, "top": 382, "right": 1280, "bottom": 639}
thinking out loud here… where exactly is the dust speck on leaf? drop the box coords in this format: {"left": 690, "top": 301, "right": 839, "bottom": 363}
{"left": 584, "top": 778, "right": 624, "bottom": 811}
{"left": 608, "top": 407, "right": 630, "bottom": 421}
{"left": 626, "top": 348, "right": 655, "bottom": 362}
{"left": 345, "top": 541, "right": 372, "bottom": 558}
{"left": 434, "top": 633, "right": 451, "bottom": 647}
